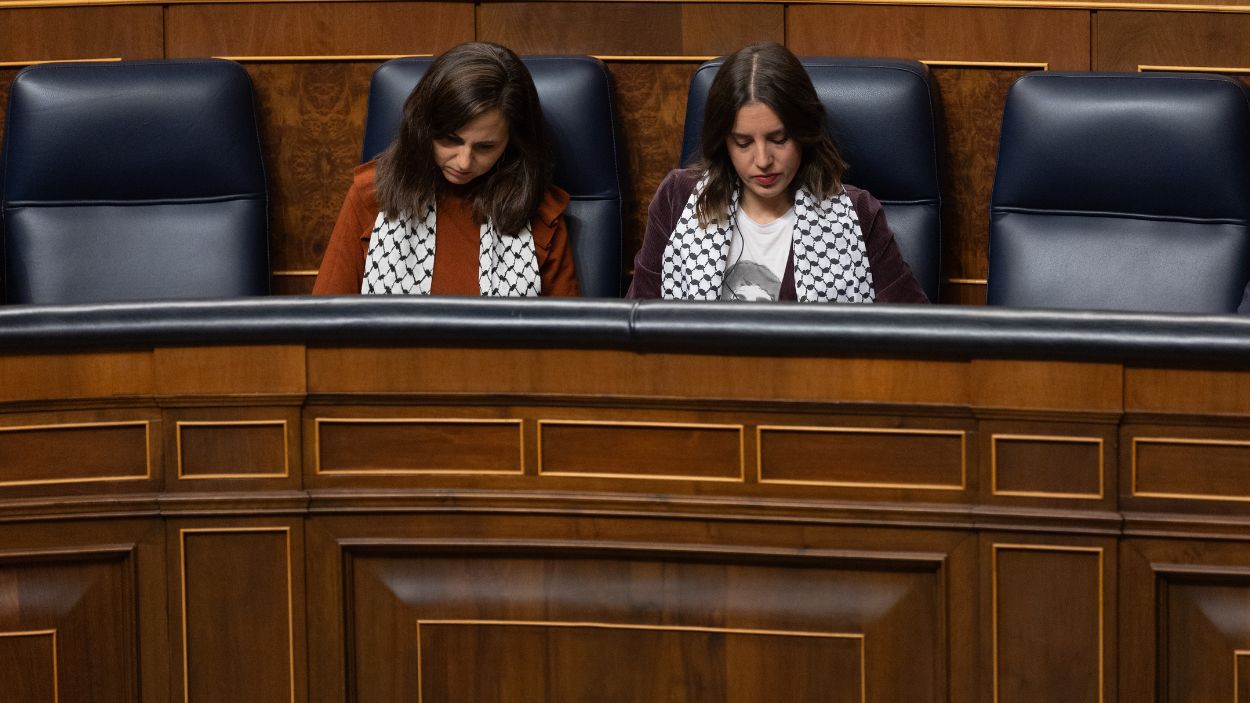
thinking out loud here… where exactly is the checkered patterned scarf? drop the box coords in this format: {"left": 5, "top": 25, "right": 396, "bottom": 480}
{"left": 660, "top": 179, "right": 875, "bottom": 302}
{"left": 360, "top": 204, "right": 540, "bottom": 296}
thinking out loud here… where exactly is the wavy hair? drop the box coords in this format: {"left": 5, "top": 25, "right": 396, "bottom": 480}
{"left": 374, "top": 42, "right": 553, "bottom": 235}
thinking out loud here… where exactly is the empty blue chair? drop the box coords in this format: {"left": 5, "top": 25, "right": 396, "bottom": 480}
{"left": 1, "top": 59, "right": 270, "bottom": 303}
{"left": 362, "top": 55, "right": 624, "bottom": 298}
{"left": 681, "top": 57, "right": 942, "bottom": 302}
{"left": 988, "top": 72, "right": 1250, "bottom": 313}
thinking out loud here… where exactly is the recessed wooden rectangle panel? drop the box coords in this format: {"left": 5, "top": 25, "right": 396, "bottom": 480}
{"left": 180, "top": 528, "right": 293, "bottom": 703}
{"left": 0, "top": 630, "right": 57, "bottom": 702}
{"left": 1133, "top": 437, "right": 1250, "bottom": 501}
{"left": 417, "top": 621, "right": 862, "bottom": 703}
{"left": 1238, "top": 652, "right": 1250, "bottom": 702}
{"left": 178, "top": 421, "right": 288, "bottom": 479}
{"left": 538, "top": 421, "right": 743, "bottom": 481}
{"left": 1160, "top": 577, "right": 1250, "bottom": 702}
{"left": 0, "top": 421, "right": 149, "bottom": 487}
{"left": 993, "top": 435, "right": 1103, "bottom": 499}
{"left": 317, "top": 418, "right": 523, "bottom": 475}
{"left": 759, "top": 426, "right": 965, "bottom": 490}
{"left": 994, "top": 545, "right": 1102, "bottom": 703}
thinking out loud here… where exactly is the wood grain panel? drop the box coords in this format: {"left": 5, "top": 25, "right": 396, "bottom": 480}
{"left": 307, "top": 348, "right": 969, "bottom": 405}
{"left": 0, "top": 630, "right": 57, "bottom": 702}
{"left": 246, "top": 62, "right": 376, "bottom": 277}
{"left": 179, "top": 528, "right": 295, "bottom": 703}
{"left": 0, "top": 6, "right": 162, "bottom": 62}
{"left": 316, "top": 418, "right": 523, "bottom": 475}
{"left": 758, "top": 426, "right": 965, "bottom": 490}
{"left": 165, "top": 2, "right": 472, "bottom": 57}
{"left": 1095, "top": 12, "right": 1250, "bottom": 72}
{"left": 155, "top": 345, "right": 305, "bottom": 397}
{"left": 178, "top": 421, "right": 288, "bottom": 479}
{"left": 1133, "top": 437, "right": 1250, "bottom": 501}
{"left": 1126, "top": 367, "right": 1250, "bottom": 415}
{"left": 608, "top": 61, "right": 698, "bottom": 283}
{"left": 992, "top": 434, "right": 1103, "bottom": 498}
{"left": 992, "top": 544, "right": 1103, "bottom": 703}
{"left": 1163, "top": 579, "right": 1250, "bottom": 702}
{"left": 973, "top": 360, "right": 1122, "bottom": 413}
{"left": 0, "top": 351, "right": 151, "bottom": 403}
{"left": 0, "top": 421, "right": 149, "bottom": 487}
{"left": 348, "top": 547, "right": 940, "bottom": 703}
{"left": 479, "top": 3, "right": 782, "bottom": 55}
{"left": 417, "top": 620, "right": 862, "bottom": 703}
{"left": 538, "top": 420, "right": 742, "bottom": 480}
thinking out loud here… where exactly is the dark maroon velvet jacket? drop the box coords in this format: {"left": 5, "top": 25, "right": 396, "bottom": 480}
{"left": 626, "top": 169, "right": 928, "bottom": 303}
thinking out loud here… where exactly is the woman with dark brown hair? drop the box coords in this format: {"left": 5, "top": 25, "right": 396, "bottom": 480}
{"left": 627, "top": 42, "right": 925, "bottom": 303}
{"left": 314, "top": 42, "right": 578, "bottom": 296}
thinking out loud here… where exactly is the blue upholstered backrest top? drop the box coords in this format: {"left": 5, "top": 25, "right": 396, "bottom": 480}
{"left": 1, "top": 59, "right": 270, "bottom": 304}
{"left": 680, "top": 57, "right": 943, "bottom": 301}
{"left": 362, "top": 55, "right": 624, "bottom": 297}
{"left": 988, "top": 72, "right": 1250, "bottom": 313}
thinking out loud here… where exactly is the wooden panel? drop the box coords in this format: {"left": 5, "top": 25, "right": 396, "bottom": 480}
{"left": 316, "top": 418, "right": 523, "bottom": 475}
{"left": 1132, "top": 436, "right": 1250, "bottom": 501}
{"left": 991, "top": 543, "right": 1104, "bottom": 703}
{"left": 308, "top": 348, "right": 969, "bottom": 405}
{"left": 155, "top": 345, "right": 305, "bottom": 397}
{"left": 1095, "top": 12, "right": 1250, "bottom": 72}
{"left": 178, "top": 421, "right": 289, "bottom": 479}
{"left": 538, "top": 420, "right": 743, "bottom": 480}
{"left": 479, "top": 3, "right": 782, "bottom": 55}
{"left": 0, "top": 421, "right": 150, "bottom": 487}
{"left": 0, "top": 630, "right": 57, "bottom": 702}
{"left": 758, "top": 425, "right": 965, "bottom": 490}
{"left": 0, "top": 351, "right": 151, "bottom": 403}
{"left": 1126, "top": 367, "right": 1250, "bottom": 415}
{"left": 178, "top": 527, "right": 298, "bottom": 703}
{"left": 0, "top": 6, "right": 162, "bottom": 62}
{"left": 973, "top": 360, "right": 1122, "bottom": 413}
{"left": 1163, "top": 578, "right": 1250, "bottom": 702}
{"left": 417, "top": 620, "right": 862, "bottom": 702}
{"left": 165, "top": 2, "right": 473, "bottom": 57}
{"left": 992, "top": 434, "right": 1103, "bottom": 498}
{"left": 348, "top": 546, "right": 940, "bottom": 703}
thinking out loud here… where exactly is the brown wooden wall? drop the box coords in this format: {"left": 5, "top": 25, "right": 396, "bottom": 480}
{"left": 5, "top": 0, "right": 1242, "bottom": 302}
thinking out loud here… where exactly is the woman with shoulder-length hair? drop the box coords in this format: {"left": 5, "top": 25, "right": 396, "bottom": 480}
{"left": 627, "top": 42, "right": 926, "bottom": 303}
{"left": 314, "top": 42, "right": 578, "bottom": 296}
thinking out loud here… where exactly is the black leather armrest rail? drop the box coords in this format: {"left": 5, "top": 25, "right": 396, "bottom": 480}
{"left": 0, "top": 297, "right": 1248, "bottom": 367}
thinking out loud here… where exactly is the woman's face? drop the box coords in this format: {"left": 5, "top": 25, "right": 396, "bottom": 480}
{"left": 726, "top": 102, "right": 801, "bottom": 218}
{"left": 432, "top": 108, "right": 510, "bottom": 185}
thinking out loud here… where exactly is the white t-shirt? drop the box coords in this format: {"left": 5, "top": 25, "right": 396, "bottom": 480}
{"left": 720, "top": 206, "right": 796, "bottom": 301}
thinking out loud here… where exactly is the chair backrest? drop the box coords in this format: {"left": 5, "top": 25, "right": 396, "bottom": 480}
{"left": 1, "top": 59, "right": 270, "bottom": 304}
{"left": 988, "top": 72, "right": 1250, "bottom": 313}
{"left": 362, "top": 55, "right": 624, "bottom": 298}
{"left": 680, "top": 57, "right": 943, "bottom": 301}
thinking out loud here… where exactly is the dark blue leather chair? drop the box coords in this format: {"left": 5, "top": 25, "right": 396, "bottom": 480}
{"left": 680, "top": 57, "right": 942, "bottom": 302}
{"left": 362, "top": 55, "right": 624, "bottom": 298}
{"left": 988, "top": 72, "right": 1250, "bottom": 313}
{"left": 0, "top": 59, "right": 270, "bottom": 304}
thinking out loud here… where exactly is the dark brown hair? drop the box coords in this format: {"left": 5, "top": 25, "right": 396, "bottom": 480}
{"left": 695, "top": 42, "right": 847, "bottom": 226}
{"left": 375, "top": 42, "right": 553, "bottom": 235}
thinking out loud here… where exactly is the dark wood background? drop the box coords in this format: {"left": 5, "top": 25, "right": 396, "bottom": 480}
{"left": 3, "top": 0, "right": 1232, "bottom": 303}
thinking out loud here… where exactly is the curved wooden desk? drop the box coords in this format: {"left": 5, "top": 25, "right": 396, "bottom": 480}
{"left": 2, "top": 298, "right": 1249, "bottom": 702}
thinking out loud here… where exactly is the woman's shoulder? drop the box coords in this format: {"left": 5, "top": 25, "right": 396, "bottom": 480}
{"left": 840, "top": 183, "right": 884, "bottom": 215}
{"left": 661, "top": 167, "right": 702, "bottom": 198}
{"left": 534, "top": 184, "right": 571, "bottom": 228}
{"left": 349, "top": 161, "right": 380, "bottom": 210}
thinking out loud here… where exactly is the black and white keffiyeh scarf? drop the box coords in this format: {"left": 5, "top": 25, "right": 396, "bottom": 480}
{"left": 660, "top": 179, "right": 875, "bottom": 302}
{"left": 361, "top": 203, "right": 541, "bottom": 296}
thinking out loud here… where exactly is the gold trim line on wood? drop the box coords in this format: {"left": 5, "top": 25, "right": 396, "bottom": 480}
{"left": 535, "top": 419, "right": 746, "bottom": 482}
{"left": 0, "top": 420, "right": 151, "bottom": 487}
{"left": 990, "top": 433, "right": 1105, "bottom": 500}
{"left": 594, "top": 55, "right": 717, "bottom": 62}
{"left": 179, "top": 527, "right": 295, "bottom": 703}
{"left": 1131, "top": 436, "right": 1250, "bottom": 501}
{"left": 756, "top": 425, "right": 967, "bottom": 491}
{"left": 314, "top": 417, "right": 525, "bottom": 476}
{"left": 0, "top": 57, "right": 121, "bottom": 68}
{"left": 1140, "top": 64, "right": 1250, "bottom": 73}
{"left": 0, "top": 629, "right": 58, "bottom": 703}
{"left": 921, "top": 60, "right": 1048, "bottom": 70}
{"left": 947, "top": 277, "right": 989, "bottom": 285}
{"left": 991, "top": 543, "right": 1104, "bottom": 703}
{"left": 175, "top": 420, "right": 290, "bottom": 480}
{"left": 416, "top": 620, "right": 866, "bottom": 703}
{"left": 216, "top": 54, "right": 428, "bottom": 63}
{"left": 1236, "top": 650, "right": 1250, "bottom": 703}
{"left": 271, "top": 270, "right": 318, "bottom": 278}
